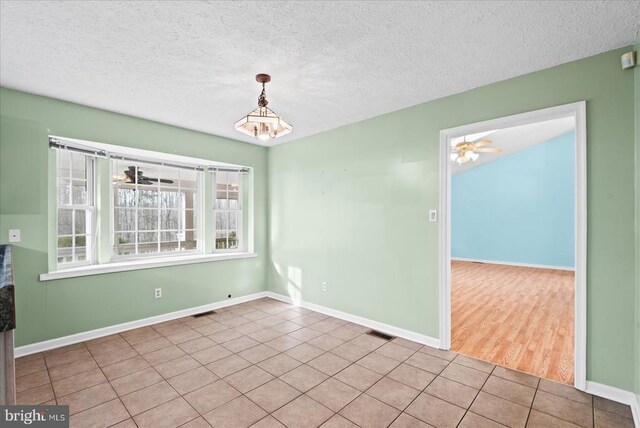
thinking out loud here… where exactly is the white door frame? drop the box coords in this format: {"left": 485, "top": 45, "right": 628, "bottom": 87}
{"left": 438, "top": 101, "right": 587, "bottom": 390}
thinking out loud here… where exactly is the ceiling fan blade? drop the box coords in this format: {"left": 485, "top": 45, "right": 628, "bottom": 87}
{"left": 142, "top": 176, "right": 175, "bottom": 184}
{"left": 473, "top": 139, "right": 493, "bottom": 148}
{"left": 475, "top": 148, "right": 502, "bottom": 153}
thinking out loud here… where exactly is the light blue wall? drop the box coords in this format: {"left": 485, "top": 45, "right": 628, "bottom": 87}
{"left": 452, "top": 131, "right": 575, "bottom": 268}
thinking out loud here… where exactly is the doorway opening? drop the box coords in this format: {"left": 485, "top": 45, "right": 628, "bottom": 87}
{"left": 439, "top": 102, "right": 586, "bottom": 389}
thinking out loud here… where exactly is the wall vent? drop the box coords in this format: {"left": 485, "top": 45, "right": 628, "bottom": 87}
{"left": 366, "top": 330, "right": 395, "bottom": 341}
{"left": 192, "top": 310, "right": 217, "bottom": 318}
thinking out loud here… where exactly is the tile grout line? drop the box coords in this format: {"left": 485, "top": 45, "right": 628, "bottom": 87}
{"left": 453, "top": 359, "right": 497, "bottom": 428}
{"left": 212, "top": 304, "right": 336, "bottom": 427}
{"left": 23, "top": 316, "right": 446, "bottom": 426}
{"left": 45, "top": 323, "right": 203, "bottom": 422}
{"left": 121, "top": 313, "right": 267, "bottom": 424}
{"left": 383, "top": 354, "right": 454, "bottom": 427}
{"left": 99, "top": 307, "right": 274, "bottom": 426}
{"left": 526, "top": 378, "right": 595, "bottom": 428}
{"left": 42, "top": 348, "right": 56, "bottom": 405}
{"left": 139, "top": 305, "right": 327, "bottom": 424}
{"left": 239, "top": 327, "right": 411, "bottom": 426}
{"left": 18, "top": 298, "right": 616, "bottom": 428}
{"left": 522, "top": 376, "right": 541, "bottom": 428}
{"left": 328, "top": 340, "right": 422, "bottom": 427}
{"left": 233, "top": 333, "right": 376, "bottom": 426}
{"left": 83, "top": 339, "right": 135, "bottom": 426}
{"left": 42, "top": 341, "right": 133, "bottom": 425}
{"left": 252, "top": 330, "right": 385, "bottom": 427}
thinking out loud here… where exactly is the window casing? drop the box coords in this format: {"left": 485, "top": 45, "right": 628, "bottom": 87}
{"left": 49, "top": 136, "right": 252, "bottom": 274}
{"left": 111, "top": 159, "right": 201, "bottom": 258}
{"left": 213, "top": 171, "right": 243, "bottom": 252}
{"left": 56, "top": 150, "right": 95, "bottom": 266}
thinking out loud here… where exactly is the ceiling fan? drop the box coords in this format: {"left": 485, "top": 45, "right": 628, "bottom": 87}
{"left": 451, "top": 139, "right": 502, "bottom": 164}
{"left": 120, "top": 166, "right": 174, "bottom": 185}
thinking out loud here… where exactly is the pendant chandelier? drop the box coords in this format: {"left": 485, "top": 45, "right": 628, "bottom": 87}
{"left": 234, "top": 74, "right": 292, "bottom": 141}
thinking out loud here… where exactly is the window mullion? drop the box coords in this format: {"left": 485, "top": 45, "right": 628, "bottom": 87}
{"left": 57, "top": 149, "right": 219, "bottom": 267}
{"left": 67, "top": 152, "right": 73, "bottom": 205}
{"left": 178, "top": 168, "right": 182, "bottom": 252}
{"left": 157, "top": 165, "right": 161, "bottom": 254}
{"left": 226, "top": 175, "right": 229, "bottom": 249}
{"left": 71, "top": 209, "right": 76, "bottom": 262}
{"left": 134, "top": 166, "right": 139, "bottom": 255}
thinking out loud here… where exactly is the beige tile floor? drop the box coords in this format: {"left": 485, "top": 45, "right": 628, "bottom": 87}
{"left": 15, "top": 297, "right": 634, "bottom": 428}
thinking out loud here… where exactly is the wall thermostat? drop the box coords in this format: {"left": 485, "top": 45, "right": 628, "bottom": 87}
{"left": 621, "top": 51, "right": 636, "bottom": 70}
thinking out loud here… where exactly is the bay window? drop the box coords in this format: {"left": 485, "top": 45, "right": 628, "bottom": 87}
{"left": 47, "top": 136, "right": 253, "bottom": 277}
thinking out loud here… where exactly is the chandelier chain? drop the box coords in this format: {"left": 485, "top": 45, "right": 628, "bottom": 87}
{"left": 258, "top": 83, "right": 268, "bottom": 107}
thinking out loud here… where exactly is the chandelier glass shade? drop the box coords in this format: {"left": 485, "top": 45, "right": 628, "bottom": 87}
{"left": 234, "top": 106, "right": 292, "bottom": 141}
{"left": 235, "top": 74, "right": 292, "bottom": 141}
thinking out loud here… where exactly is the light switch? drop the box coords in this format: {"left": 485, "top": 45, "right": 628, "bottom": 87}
{"left": 429, "top": 210, "right": 438, "bottom": 222}
{"left": 8, "top": 229, "right": 21, "bottom": 243}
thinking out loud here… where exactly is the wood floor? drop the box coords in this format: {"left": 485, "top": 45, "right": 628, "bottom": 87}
{"left": 451, "top": 261, "right": 574, "bottom": 385}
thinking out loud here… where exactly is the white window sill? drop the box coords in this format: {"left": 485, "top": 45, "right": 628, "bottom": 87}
{"left": 39, "top": 252, "right": 257, "bottom": 281}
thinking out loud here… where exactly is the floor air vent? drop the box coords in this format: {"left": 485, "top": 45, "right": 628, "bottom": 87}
{"left": 192, "top": 310, "right": 217, "bottom": 318}
{"left": 367, "top": 330, "right": 395, "bottom": 341}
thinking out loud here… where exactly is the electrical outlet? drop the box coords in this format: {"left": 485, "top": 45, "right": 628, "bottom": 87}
{"left": 321, "top": 282, "right": 328, "bottom": 292}
{"left": 429, "top": 210, "right": 438, "bottom": 222}
{"left": 154, "top": 288, "right": 162, "bottom": 299}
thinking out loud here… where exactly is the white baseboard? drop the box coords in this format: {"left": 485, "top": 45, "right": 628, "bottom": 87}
{"left": 15, "top": 291, "right": 269, "bottom": 358}
{"left": 585, "top": 381, "right": 640, "bottom": 427}
{"left": 452, "top": 257, "right": 575, "bottom": 271}
{"left": 15, "top": 289, "right": 637, "bottom": 426}
{"left": 269, "top": 291, "right": 637, "bottom": 426}
{"left": 264, "top": 291, "right": 441, "bottom": 349}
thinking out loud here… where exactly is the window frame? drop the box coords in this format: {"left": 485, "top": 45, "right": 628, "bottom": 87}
{"left": 55, "top": 150, "right": 96, "bottom": 269}
{"left": 212, "top": 170, "right": 244, "bottom": 253}
{"left": 109, "top": 160, "right": 204, "bottom": 261}
{"left": 46, "top": 135, "right": 254, "bottom": 278}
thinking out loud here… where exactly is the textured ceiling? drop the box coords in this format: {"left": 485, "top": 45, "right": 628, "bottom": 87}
{"left": 0, "top": 1, "right": 638, "bottom": 146}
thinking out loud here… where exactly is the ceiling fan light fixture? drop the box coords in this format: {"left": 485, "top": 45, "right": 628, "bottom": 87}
{"left": 455, "top": 154, "right": 470, "bottom": 164}
{"left": 235, "top": 74, "right": 292, "bottom": 141}
{"left": 451, "top": 137, "right": 500, "bottom": 164}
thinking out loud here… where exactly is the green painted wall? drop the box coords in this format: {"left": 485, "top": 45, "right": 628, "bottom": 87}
{"left": 0, "top": 88, "right": 268, "bottom": 347}
{"left": 634, "top": 37, "right": 640, "bottom": 409}
{"left": 1, "top": 46, "right": 638, "bottom": 394}
{"left": 268, "top": 47, "right": 637, "bottom": 391}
